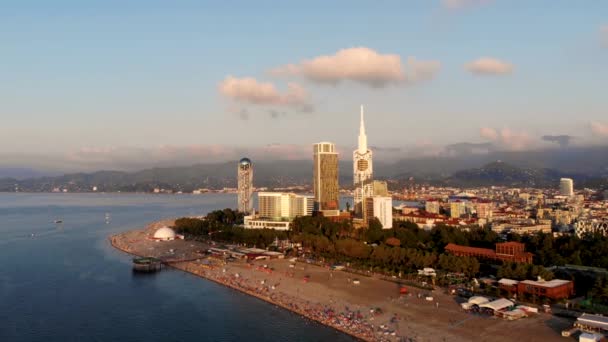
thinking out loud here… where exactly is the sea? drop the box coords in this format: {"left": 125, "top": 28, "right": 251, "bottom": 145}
{"left": 0, "top": 193, "right": 354, "bottom": 342}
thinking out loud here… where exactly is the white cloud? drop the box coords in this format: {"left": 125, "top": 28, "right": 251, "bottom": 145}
{"left": 270, "top": 47, "right": 440, "bottom": 87}
{"left": 480, "top": 127, "right": 531, "bottom": 150}
{"left": 479, "top": 127, "right": 499, "bottom": 141}
{"left": 218, "top": 76, "right": 311, "bottom": 109}
{"left": 441, "top": 0, "right": 492, "bottom": 10}
{"left": 591, "top": 122, "right": 608, "bottom": 137}
{"left": 465, "top": 57, "right": 514, "bottom": 75}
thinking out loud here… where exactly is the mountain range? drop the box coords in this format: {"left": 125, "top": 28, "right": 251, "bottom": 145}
{"left": 2, "top": 146, "right": 608, "bottom": 192}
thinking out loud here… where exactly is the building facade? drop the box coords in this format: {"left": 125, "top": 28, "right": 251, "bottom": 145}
{"left": 425, "top": 199, "right": 441, "bottom": 214}
{"left": 445, "top": 241, "right": 533, "bottom": 263}
{"left": 353, "top": 105, "right": 373, "bottom": 216}
{"left": 498, "top": 278, "right": 574, "bottom": 300}
{"left": 313, "top": 142, "right": 339, "bottom": 211}
{"left": 237, "top": 157, "right": 253, "bottom": 214}
{"left": 372, "top": 180, "right": 389, "bottom": 196}
{"left": 364, "top": 196, "right": 393, "bottom": 229}
{"left": 560, "top": 178, "right": 574, "bottom": 197}
{"left": 257, "top": 192, "right": 313, "bottom": 220}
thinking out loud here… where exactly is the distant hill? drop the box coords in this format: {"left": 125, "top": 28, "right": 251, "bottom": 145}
{"left": 445, "top": 161, "right": 566, "bottom": 187}
{"left": 0, "top": 168, "right": 53, "bottom": 179}
{"left": 3, "top": 146, "right": 608, "bottom": 192}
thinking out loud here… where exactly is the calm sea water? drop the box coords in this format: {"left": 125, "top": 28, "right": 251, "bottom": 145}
{"left": 0, "top": 193, "right": 353, "bottom": 342}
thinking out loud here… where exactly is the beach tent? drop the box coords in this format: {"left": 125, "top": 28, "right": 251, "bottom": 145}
{"left": 480, "top": 298, "right": 514, "bottom": 312}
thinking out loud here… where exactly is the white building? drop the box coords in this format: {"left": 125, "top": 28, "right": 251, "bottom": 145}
{"left": 244, "top": 192, "right": 313, "bottom": 230}
{"left": 560, "top": 178, "right": 574, "bottom": 197}
{"left": 257, "top": 192, "right": 313, "bottom": 220}
{"left": 353, "top": 105, "right": 373, "bottom": 216}
{"left": 366, "top": 196, "right": 393, "bottom": 229}
{"left": 243, "top": 216, "right": 291, "bottom": 230}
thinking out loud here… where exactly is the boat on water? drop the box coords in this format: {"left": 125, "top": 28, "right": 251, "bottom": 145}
{"left": 54, "top": 220, "right": 63, "bottom": 224}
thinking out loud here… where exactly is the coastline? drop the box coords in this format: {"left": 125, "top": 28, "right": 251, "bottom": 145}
{"left": 109, "top": 222, "right": 372, "bottom": 341}
{"left": 110, "top": 220, "right": 571, "bottom": 342}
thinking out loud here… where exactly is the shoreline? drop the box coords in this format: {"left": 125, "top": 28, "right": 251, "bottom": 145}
{"left": 109, "top": 226, "right": 371, "bottom": 341}
{"left": 109, "top": 220, "right": 572, "bottom": 342}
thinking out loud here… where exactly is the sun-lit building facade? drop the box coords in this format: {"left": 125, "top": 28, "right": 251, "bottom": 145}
{"left": 313, "top": 142, "right": 339, "bottom": 211}
{"left": 353, "top": 105, "right": 373, "bottom": 216}
{"left": 237, "top": 158, "right": 253, "bottom": 214}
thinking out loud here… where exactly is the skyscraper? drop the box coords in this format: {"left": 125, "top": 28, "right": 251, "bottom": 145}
{"left": 313, "top": 142, "right": 339, "bottom": 211}
{"left": 353, "top": 105, "right": 373, "bottom": 216}
{"left": 560, "top": 178, "right": 574, "bottom": 197}
{"left": 237, "top": 157, "right": 253, "bottom": 213}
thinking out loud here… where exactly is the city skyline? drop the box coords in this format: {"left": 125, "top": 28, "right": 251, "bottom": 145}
{"left": 2, "top": 1, "right": 608, "bottom": 172}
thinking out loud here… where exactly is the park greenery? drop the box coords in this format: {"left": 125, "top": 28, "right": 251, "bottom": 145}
{"left": 174, "top": 208, "right": 608, "bottom": 304}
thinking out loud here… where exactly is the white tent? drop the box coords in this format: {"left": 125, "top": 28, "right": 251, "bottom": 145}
{"left": 480, "top": 298, "right": 514, "bottom": 312}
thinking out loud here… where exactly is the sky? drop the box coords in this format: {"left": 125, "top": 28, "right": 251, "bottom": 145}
{"left": 1, "top": 0, "right": 607, "bottom": 171}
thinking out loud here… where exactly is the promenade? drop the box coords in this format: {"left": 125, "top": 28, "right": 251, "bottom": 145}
{"left": 110, "top": 220, "right": 572, "bottom": 342}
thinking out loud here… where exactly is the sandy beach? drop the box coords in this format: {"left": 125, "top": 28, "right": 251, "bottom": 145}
{"left": 110, "top": 220, "right": 573, "bottom": 342}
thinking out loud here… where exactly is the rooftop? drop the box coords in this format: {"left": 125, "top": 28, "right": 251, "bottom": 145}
{"left": 519, "top": 279, "right": 572, "bottom": 288}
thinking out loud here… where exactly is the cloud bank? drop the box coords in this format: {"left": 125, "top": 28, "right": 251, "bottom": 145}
{"left": 219, "top": 76, "right": 310, "bottom": 109}
{"left": 541, "top": 135, "right": 573, "bottom": 148}
{"left": 271, "top": 47, "right": 440, "bottom": 87}
{"left": 591, "top": 122, "right": 608, "bottom": 137}
{"left": 480, "top": 127, "right": 531, "bottom": 150}
{"left": 465, "top": 57, "right": 513, "bottom": 75}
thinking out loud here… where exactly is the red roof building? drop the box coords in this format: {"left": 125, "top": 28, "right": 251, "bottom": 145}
{"left": 445, "top": 241, "right": 533, "bottom": 264}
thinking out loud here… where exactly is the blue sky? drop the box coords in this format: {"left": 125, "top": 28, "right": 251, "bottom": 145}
{"left": 1, "top": 0, "right": 607, "bottom": 170}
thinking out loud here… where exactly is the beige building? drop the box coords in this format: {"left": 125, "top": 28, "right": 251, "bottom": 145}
{"left": 313, "top": 142, "right": 339, "bottom": 211}
{"left": 450, "top": 201, "right": 466, "bottom": 218}
{"left": 257, "top": 192, "right": 313, "bottom": 220}
{"left": 372, "top": 180, "right": 389, "bottom": 196}
{"left": 425, "top": 199, "right": 441, "bottom": 214}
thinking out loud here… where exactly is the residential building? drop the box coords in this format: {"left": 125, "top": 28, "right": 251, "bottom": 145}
{"left": 560, "top": 178, "right": 574, "bottom": 197}
{"left": 257, "top": 192, "right": 313, "bottom": 220}
{"left": 425, "top": 199, "right": 441, "bottom": 214}
{"left": 372, "top": 180, "right": 388, "bottom": 196}
{"left": 450, "top": 201, "right": 466, "bottom": 218}
{"left": 365, "top": 196, "right": 393, "bottom": 229}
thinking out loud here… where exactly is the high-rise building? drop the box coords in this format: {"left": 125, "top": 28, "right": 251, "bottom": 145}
{"left": 258, "top": 192, "right": 313, "bottom": 220}
{"left": 364, "top": 196, "right": 393, "bottom": 229}
{"left": 425, "top": 199, "right": 441, "bottom": 214}
{"left": 237, "top": 158, "right": 253, "bottom": 213}
{"left": 450, "top": 201, "right": 466, "bottom": 218}
{"left": 353, "top": 105, "right": 373, "bottom": 216}
{"left": 313, "top": 142, "right": 339, "bottom": 211}
{"left": 560, "top": 178, "right": 574, "bottom": 197}
{"left": 372, "top": 180, "right": 388, "bottom": 197}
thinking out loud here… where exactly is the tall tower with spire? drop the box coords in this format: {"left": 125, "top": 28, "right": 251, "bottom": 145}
{"left": 353, "top": 105, "right": 373, "bottom": 216}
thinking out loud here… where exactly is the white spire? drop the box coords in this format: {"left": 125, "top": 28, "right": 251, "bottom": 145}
{"left": 358, "top": 105, "right": 367, "bottom": 154}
